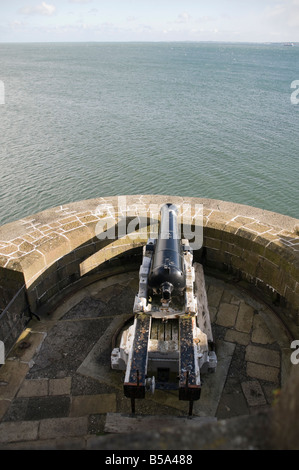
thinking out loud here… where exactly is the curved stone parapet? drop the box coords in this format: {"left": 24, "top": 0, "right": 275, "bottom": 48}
{"left": 0, "top": 195, "right": 298, "bottom": 354}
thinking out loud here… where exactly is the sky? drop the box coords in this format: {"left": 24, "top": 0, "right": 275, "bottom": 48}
{"left": 0, "top": 0, "right": 299, "bottom": 43}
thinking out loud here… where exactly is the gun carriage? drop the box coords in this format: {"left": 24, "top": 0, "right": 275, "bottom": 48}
{"left": 111, "top": 203, "right": 217, "bottom": 416}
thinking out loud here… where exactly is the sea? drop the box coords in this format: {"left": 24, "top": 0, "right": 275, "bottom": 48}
{"left": 0, "top": 42, "right": 298, "bottom": 226}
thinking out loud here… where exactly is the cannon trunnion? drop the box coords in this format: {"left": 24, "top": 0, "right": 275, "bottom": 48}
{"left": 111, "top": 203, "right": 217, "bottom": 416}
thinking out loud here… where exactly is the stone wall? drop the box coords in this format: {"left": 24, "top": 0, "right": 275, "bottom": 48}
{"left": 0, "top": 195, "right": 298, "bottom": 356}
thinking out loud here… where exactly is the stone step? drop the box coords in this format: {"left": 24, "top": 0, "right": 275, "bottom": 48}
{"left": 104, "top": 412, "right": 217, "bottom": 434}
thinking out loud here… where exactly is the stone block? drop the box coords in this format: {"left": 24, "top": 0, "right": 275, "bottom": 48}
{"left": 244, "top": 222, "right": 272, "bottom": 235}
{"left": 0, "top": 244, "right": 18, "bottom": 256}
{"left": 204, "top": 226, "right": 223, "bottom": 241}
{"left": 256, "top": 258, "right": 283, "bottom": 292}
{"left": 58, "top": 277, "right": 70, "bottom": 291}
{"left": 18, "top": 251, "right": 47, "bottom": 286}
{"left": 39, "top": 417, "right": 88, "bottom": 440}
{"left": 62, "top": 220, "right": 83, "bottom": 232}
{"left": 17, "top": 378, "right": 49, "bottom": 397}
{"left": 207, "top": 285, "right": 223, "bottom": 308}
{"left": 49, "top": 377, "right": 72, "bottom": 396}
{"left": 69, "top": 394, "right": 117, "bottom": 417}
{"left": 74, "top": 242, "right": 96, "bottom": 261}
{"left": 204, "top": 237, "right": 221, "bottom": 250}
{"left": 56, "top": 251, "right": 76, "bottom": 268}
{"left": 64, "top": 225, "right": 94, "bottom": 251}
{"left": 78, "top": 214, "right": 99, "bottom": 224}
{"left": 26, "top": 287, "right": 38, "bottom": 313}
{"left": 246, "top": 362, "right": 280, "bottom": 383}
{"left": 0, "top": 266, "right": 25, "bottom": 285}
{"left": 36, "top": 271, "right": 59, "bottom": 299}
{"left": 234, "top": 216, "right": 256, "bottom": 226}
{"left": 254, "top": 231, "right": 279, "bottom": 248}
{"left": 25, "top": 396, "right": 70, "bottom": 420}
{"left": 205, "top": 247, "right": 225, "bottom": 266}
{"left": 37, "top": 234, "right": 71, "bottom": 267}
{"left": 284, "top": 289, "right": 299, "bottom": 313}
{"left": 59, "top": 215, "right": 78, "bottom": 225}
{"left": 241, "top": 381, "right": 267, "bottom": 407}
{"left": 220, "top": 240, "right": 243, "bottom": 258}
{"left": 245, "top": 345, "right": 280, "bottom": 368}
{"left": 56, "top": 264, "right": 69, "bottom": 283}
{"left": 18, "top": 241, "right": 35, "bottom": 254}
{"left": 207, "top": 211, "right": 234, "bottom": 230}
{"left": 1, "top": 286, "right": 27, "bottom": 317}
{"left": 233, "top": 229, "right": 257, "bottom": 251}
{"left": 0, "top": 399, "right": 11, "bottom": 420}
{"left": 66, "top": 259, "right": 80, "bottom": 276}
{"left": 251, "top": 316, "right": 275, "bottom": 345}
{"left": 224, "top": 330, "right": 250, "bottom": 346}
{"left": 264, "top": 242, "right": 293, "bottom": 268}
{"left": 219, "top": 230, "right": 237, "bottom": 247}
{"left": 0, "top": 361, "right": 29, "bottom": 399}
{"left": 235, "top": 302, "right": 254, "bottom": 333}
{"left": 208, "top": 306, "right": 217, "bottom": 323}
{"left": 216, "top": 303, "right": 239, "bottom": 328}
{"left": 233, "top": 250, "right": 260, "bottom": 274}
{"left": 0, "top": 420, "right": 39, "bottom": 443}
{"left": 38, "top": 284, "right": 60, "bottom": 306}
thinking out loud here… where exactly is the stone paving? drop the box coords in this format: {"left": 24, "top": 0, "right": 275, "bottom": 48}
{"left": 0, "top": 271, "right": 293, "bottom": 449}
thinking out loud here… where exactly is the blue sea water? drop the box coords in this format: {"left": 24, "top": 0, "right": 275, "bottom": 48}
{"left": 0, "top": 42, "right": 298, "bottom": 225}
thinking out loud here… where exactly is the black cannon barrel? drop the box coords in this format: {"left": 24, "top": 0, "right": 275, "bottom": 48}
{"left": 148, "top": 203, "right": 186, "bottom": 300}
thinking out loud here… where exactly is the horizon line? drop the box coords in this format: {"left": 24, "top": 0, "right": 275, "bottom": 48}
{"left": 0, "top": 40, "right": 298, "bottom": 45}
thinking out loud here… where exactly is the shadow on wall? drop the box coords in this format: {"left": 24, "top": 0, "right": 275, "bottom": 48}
{"left": 0, "top": 217, "right": 153, "bottom": 357}
{"left": 0, "top": 209, "right": 298, "bottom": 358}
{"left": 0, "top": 268, "right": 29, "bottom": 354}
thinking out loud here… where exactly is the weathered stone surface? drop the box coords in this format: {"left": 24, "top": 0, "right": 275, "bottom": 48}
{"left": 39, "top": 417, "right": 88, "bottom": 440}
{"left": 69, "top": 394, "right": 117, "bottom": 417}
{"left": 216, "top": 303, "right": 239, "bottom": 328}
{"left": 104, "top": 413, "right": 217, "bottom": 434}
{"left": 235, "top": 303, "right": 254, "bottom": 333}
{"left": 87, "top": 412, "right": 274, "bottom": 450}
{"left": 0, "top": 400, "right": 11, "bottom": 421}
{"left": 245, "top": 345, "right": 280, "bottom": 368}
{"left": 0, "top": 420, "right": 39, "bottom": 443}
{"left": 251, "top": 315, "right": 275, "bottom": 345}
{"left": 207, "top": 285, "right": 223, "bottom": 308}
{"left": 0, "top": 361, "right": 29, "bottom": 399}
{"left": 241, "top": 381, "right": 267, "bottom": 407}
{"left": 49, "top": 377, "right": 72, "bottom": 396}
{"left": 17, "top": 379, "right": 48, "bottom": 398}
{"left": 0, "top": 195, "right": 298, "bottom": 450}
{"left": 272, "top": 365, "right": 299, "bottom": 450}
{"left": 1, "top": 196, "right": 298, "bottom": 330}
{"left": 225, "top": 330, "right": 250, "bottom": 346}
{"left": 246, "top": 362, "right": 280, "bottom": 383}
{"left": 37, "top": 235, "right": 71, "bottom": 267}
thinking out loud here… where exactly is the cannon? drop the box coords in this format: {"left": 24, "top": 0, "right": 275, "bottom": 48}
{"left": 111, "top": 203, "right": 217, "bottom": 416}
{"left": 148, "top": 203, "right": 186, "bottom": 301}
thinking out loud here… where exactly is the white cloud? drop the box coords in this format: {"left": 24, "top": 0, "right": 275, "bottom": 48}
{"left": 265, "top": 0, "right": 299, "bottom": 30}
{"left": 127, "top": 16, "right": 138, "bottom": 22}
{"left": 68, "top": 0, "right": 92, "bottom": 3}
{"left": 176, "top": 12, "right": 191, "bottom": 24}
{"left": 20, "top": 2, "right": 56, "bottom": 16}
